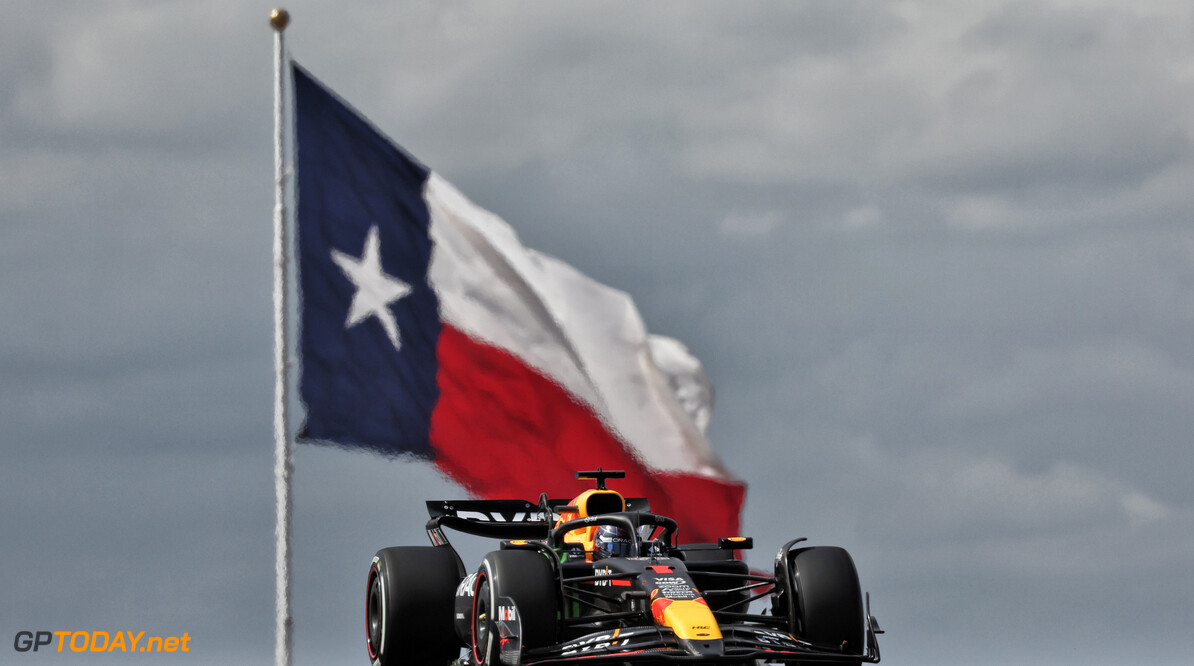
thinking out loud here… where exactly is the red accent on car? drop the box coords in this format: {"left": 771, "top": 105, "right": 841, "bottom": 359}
{"left": 651, "top": 598, "right": 673, "bottom": 625}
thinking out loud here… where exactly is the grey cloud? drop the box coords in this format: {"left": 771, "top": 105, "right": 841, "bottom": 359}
{"left": 4, "top": 2, "right": 1194, "bottom": 665}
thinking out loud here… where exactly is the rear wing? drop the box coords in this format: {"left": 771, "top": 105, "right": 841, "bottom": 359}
{"left": 424, "top": 497, "right": 651, "bottom": 546}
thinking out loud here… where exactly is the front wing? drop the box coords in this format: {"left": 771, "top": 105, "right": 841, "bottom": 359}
{"left": 515, "top": 623, "right": 880, "bottom": 664}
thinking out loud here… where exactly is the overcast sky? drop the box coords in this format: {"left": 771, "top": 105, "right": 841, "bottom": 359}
{"left": 3, "top": 1, "right": 1193, "bottom": 664}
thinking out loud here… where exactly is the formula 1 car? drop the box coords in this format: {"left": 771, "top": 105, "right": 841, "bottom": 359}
{"left": 366, "top": 470, "right": 881, "bottom": 665}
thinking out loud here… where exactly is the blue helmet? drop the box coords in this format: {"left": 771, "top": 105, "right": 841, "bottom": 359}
{"left": 594, "top": 524, "right": 633, "bottom": 559}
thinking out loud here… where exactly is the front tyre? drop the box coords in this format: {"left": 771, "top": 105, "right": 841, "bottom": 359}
{"left": 367, "top": 546, "right": 462, "bottom": 666}
{"left": 469, "top": 550, "right": 558, "bottom": 666}
{"left": 783, "top": 546, "right": 864, "bottom": 665}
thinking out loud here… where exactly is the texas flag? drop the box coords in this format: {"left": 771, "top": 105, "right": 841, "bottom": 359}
{"left": 292, "top": 64, "right": 744, "bottom": 543}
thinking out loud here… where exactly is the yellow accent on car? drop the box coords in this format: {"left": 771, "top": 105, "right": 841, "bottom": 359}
{"left": 650, "top": 598, "right": 723, "bottom": 640}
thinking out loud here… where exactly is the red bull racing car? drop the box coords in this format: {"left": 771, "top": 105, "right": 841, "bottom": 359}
{"left": 366, "top": 470, "right": 882, "bottom": 665}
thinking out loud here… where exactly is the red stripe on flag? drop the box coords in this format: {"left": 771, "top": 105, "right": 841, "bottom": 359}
{"left": 430, "top": 325, "right": 744, "bottom": 543}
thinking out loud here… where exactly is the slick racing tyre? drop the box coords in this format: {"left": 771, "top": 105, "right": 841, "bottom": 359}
{"left": 367, "top": 546, "right": 462, "bottom": 666}
{"left": 784, "top": 546, "right": 864, "bottom": 665}
{"left": 469, "top": 550, "right": 559, "bottom": 666}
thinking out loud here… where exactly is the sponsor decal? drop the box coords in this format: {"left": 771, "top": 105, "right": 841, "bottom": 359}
{"left": 559, "top": 632, "right": 621, "bottom": 656}
{"left": 12, "top": 631, "right": 191, "bottom": 654}
{"left": 454, "top": 510, "right": 547, "bottom": 523}
{"left": 456, "top": 572, "right": 478, "bottom": 597}
{"left": 592, "top": 566, "right": 633, "bottom": 588}
{"left": 558, "top": 627, "right": 659, "bottom": 656}
{"left": 560, "top": 641, "right": 615, "bottom": 656}
{"left": 593, "top": 566, "right": 613, "bottom": 587}
{"left": 651, "top": 576, "right": 699, "bottom": 600}
{"left": 748, "top": 628, "right": 798, "bottom": 647}
{"left": 559, "top": 632, "right": 615, "bottom": 649}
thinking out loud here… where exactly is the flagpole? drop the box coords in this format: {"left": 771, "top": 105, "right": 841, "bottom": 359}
{"left": 270, "top": 8, "right": 294, "bottom": 666}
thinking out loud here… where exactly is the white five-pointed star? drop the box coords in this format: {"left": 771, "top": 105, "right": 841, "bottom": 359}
{"left": 330, "top": 226, "right": 412, "bottom": 350}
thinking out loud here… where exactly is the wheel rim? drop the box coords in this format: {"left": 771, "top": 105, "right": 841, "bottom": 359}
{"left": 472, "top": 573, "right": 491, "bottom": 664}
{"left": 367, "top": 569, "right": 383, "bottom": 658}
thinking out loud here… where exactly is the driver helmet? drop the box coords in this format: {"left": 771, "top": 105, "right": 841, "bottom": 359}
{"left": 593, "top": 524, "right": 633, "bottom": 559}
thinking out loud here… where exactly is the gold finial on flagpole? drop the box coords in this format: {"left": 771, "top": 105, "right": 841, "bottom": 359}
{"left": 270, "top": 8, "right": 290, "bottom": 31}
